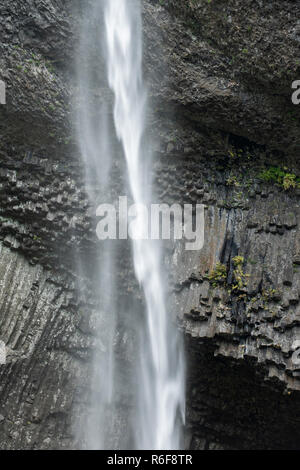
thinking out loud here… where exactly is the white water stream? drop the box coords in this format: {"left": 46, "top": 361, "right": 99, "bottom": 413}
{"left": 77, "top": 0, "right": 185, "bottom": 450}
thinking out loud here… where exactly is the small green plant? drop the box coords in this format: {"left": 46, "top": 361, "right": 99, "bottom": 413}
{"left": 283, "top": 173, "right": 297, "bottom": 190}
{"left": 208, "top": 262, "right": 227, "bottom": 287}
{"left": 262, "top": 288, "right": 281, "bottom": 302}
{"left": 226, "top": 175, "right": 240, "bottom": 187}
{"left": 207, "top": 257, "right": 252, "bottom": 297}
{"left": 232, "top": 256, "right": 249, "bottom": 291}
{"left": 228, "top": 148, "right": 243, "bottom": 159}
{"left": 233, "top": 256, "right": 244, "bottom": 266}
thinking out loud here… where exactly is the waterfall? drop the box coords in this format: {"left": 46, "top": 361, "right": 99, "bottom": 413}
{"left": 77, "top": 0, "right": 185, "bottom": 450}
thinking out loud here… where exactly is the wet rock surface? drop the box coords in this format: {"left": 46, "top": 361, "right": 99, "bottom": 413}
{"left": 0, "top": 0, "right": 299, "bottom": 449}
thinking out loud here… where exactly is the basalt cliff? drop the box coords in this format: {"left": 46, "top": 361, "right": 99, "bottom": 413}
{"left": 0, "top": 0, "right": 299, "bottom": 450}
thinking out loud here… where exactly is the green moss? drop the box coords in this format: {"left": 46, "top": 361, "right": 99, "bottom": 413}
{"left": 259, "top": 166, "right": 300, "bottom": 190}
{"left": 208, "top": 262, "right": 227, "bottom": 287}
{"left": 232, "top": 256, "right": 249, "bottom": 292}
{"left": 207, "top": 257, "right": 249, "bottom": 293}
{"left": 283, "top": 173, "right": 297, "bottom": 190}
{"left": 233, "top": 256, "right": 244, "bottom": 266}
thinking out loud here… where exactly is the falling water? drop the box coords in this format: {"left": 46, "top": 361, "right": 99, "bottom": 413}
{"left": 77, "top": 0, "right": 185, "bottom": 450}
{"left": 76, "top": 0, "right": 118, "bottom": 449}
{"left": 104, "top": 0, "right": 185, "bottom": 449}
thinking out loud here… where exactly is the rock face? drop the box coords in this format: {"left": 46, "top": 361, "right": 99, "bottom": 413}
{"left": 0, "top": 0, "right": 299, "bottom": 450}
